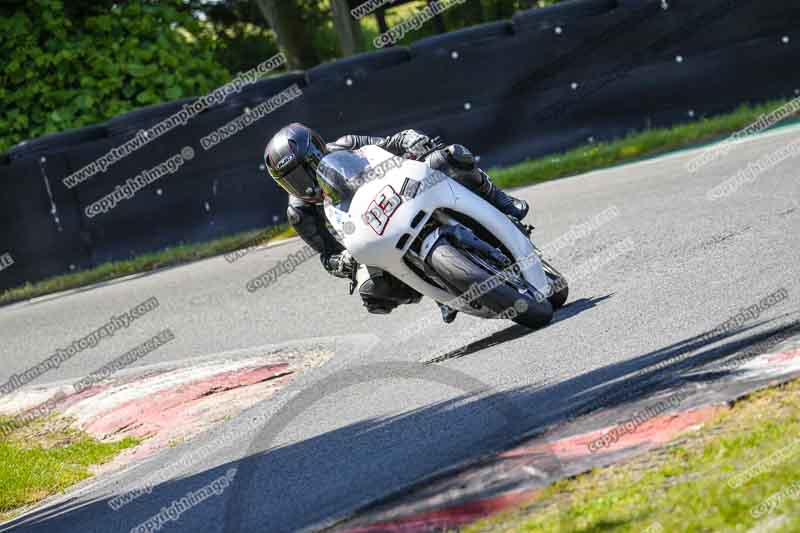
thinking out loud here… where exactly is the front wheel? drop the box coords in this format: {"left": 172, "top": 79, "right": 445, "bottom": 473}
{"left": 428, "top": 242, "right": 554, "bottom": 329}
{"left": 540, "top": 257, "right": 569, "bottom": 310}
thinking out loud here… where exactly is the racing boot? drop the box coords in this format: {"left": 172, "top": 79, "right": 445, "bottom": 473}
{"left": 476, "top": 169, "right": 530, "bottom": 221}
{"left": 430, "top": 145, "right": 530, "bottom": 221}
{"left": 438, "top": 302, "right": 458, "bottom": 324}
{"left": 357, "top": 265, "right": 422, "bottom": 315}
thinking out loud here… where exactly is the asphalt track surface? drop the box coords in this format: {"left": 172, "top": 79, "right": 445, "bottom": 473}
{"left": 1, "top": 125, "right": 799, "bottom": 532}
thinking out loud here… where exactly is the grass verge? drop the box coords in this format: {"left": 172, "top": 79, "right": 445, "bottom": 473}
{"left": 0, "top": 415, "right": 139, "bottom": 523}
{"left": 0, "top": 224, "right": 295, "bottom": 307}
{"left": 491, "top": 99, "right": 799, "bottom": 189}
{"left": 1, "top": 98, "right": 797, "bottom": 307}
{"left": 462, "top": 379, "right": 800, "bottom": 532}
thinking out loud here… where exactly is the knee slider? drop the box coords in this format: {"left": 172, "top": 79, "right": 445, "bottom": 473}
{"left": 287, "top": 205, "right": 303, "bottom": 225}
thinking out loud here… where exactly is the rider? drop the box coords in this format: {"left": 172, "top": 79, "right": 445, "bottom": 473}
{"left": 264, "top": 123, "right": 530, "bottom": 323}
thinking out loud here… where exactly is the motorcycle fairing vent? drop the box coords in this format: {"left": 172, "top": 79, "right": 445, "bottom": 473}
{"left": 396, "top": 233, "right": 411, "bottom": 249}
{"left": 410, "top": 210, "right": 426, "bottom": 229}
{"left": 400, "top": 177, "right": 421, "bottom": 199}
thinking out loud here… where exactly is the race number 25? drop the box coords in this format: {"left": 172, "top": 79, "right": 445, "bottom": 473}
{"left": 364, "top": 185, "right": 402, "bottom": 235}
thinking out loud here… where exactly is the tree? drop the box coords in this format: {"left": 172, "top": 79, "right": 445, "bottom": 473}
{"left": 0, "top": 0, "right": 229, "bottom": 152}
{"left": 253, "top": 0, "right": 320, "bottom": 69}
{"left": 330, "top": 0, "right": 364, "bottom": 57}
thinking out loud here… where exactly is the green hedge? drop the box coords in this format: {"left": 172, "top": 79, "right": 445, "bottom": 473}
{"left": 0, "top": 0, "right": 230, "bottom": 152}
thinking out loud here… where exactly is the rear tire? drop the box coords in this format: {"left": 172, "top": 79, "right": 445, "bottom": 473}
{"left": 428, "top": 242, "right": 554, "bottom": 329}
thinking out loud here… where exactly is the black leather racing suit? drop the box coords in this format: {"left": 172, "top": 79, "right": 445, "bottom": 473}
{"left": 286, "top": 129, "right": 508, "bottom": 313}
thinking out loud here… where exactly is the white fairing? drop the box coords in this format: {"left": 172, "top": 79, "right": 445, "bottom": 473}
{"left": 324, "top": 146, "right": 550, "bottom": 316}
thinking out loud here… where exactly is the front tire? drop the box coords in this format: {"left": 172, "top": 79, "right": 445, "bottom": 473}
{"left": 428, "top": 242, "right": 554, "bottom": 329}
{"left": 540, "top": 257, "right": 569, "bottom": 310}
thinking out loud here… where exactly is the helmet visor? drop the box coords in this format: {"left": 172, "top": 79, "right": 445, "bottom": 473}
{"left": 273, "top": 163, "right": 319, "bottom": 201}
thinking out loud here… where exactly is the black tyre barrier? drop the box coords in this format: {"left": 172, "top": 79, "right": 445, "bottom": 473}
{"left": 227, "top": 72, "right": 307, "bottom": 108}
{"left": 305, "top": 46, "right": 411, "bottom": 84}
{"left": 2, "top": 0, "right": 800, "bottom": 290}
{"left": 7, "top": 124, "right": 108, "bottom": 162}
{"left": 410, "top": 20, "right": 514, "bottom": 55}
{"left": 105, "top": 98, "right": 197, "bottom": 139}
{"left": 0, "top": 157, "right": 90, "bottom": 288}
{"left": 511, "top": 0, "right": 618, "bottom": 32}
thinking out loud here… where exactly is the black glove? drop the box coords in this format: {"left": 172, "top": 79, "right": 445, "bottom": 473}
{"left": 404, "top": 135, "right": 445, "bottom": 161}
{"left": 326, "top": 251, "right": 355, "bottom": 279}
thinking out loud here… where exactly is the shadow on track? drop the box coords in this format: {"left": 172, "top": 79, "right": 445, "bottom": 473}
{"left": 422, "top": 294, "right": 613, "bottom": 365}
{"left": 552, "top": 294, "right": 614, "bottom": 324}
{"left": 4, "top": 315, "right": 799, "bottom": 533}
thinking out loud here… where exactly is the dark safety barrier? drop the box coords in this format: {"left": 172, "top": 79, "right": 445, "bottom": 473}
{"left": 2, "top": 0, "right": 799, "bottom": 290}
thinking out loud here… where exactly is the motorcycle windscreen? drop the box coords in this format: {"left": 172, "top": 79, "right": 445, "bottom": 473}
{"left": 317, "top": 151, "right": 372, "bottom": 207}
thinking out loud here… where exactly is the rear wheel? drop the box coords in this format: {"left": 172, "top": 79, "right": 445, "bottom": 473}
{"left": 428, "top": 241, "right": 554, "bottom": 329}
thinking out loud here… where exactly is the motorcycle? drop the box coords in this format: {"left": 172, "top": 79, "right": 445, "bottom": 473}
{"left": 318, "top": 145, "right": 568, "bottom": 328}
